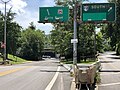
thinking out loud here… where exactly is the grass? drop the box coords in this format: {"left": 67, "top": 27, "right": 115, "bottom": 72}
{"left": 80, "top": 60, "right": 96, "bottom": 64}
{"left": 61, "top": 60, "right": 73, "bottom": 64}
{"left": 8, "top": 54, "right": 29, "bottom": 64}
{"left": 95, "top": 72, "right": 101, "bottom": 84}
{"left": 0, "top": 58, "right": 2, "bottom": 62}
{"left": 61, "top": 59, "right": 97, "bottom": 64}
{"left": 0, "top": 54, "right": 29, "bottom": 65}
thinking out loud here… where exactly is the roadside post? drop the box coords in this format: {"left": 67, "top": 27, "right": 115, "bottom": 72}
{"left": 1, "top": 0, "right": 11, "bottom": 64}
{"left": 73, "top": 0, "right": 78, "bottom": 66}
{"left": 72, "top": 0, "right": 83, "bottom": 89}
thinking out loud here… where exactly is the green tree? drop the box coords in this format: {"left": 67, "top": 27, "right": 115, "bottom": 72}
{"left": 51, "top": 28, "right": 73, "bottom": 59}
{"left": 28, "top": 22, "right": 36, "bottom": 30}
{"left": 115, "top": 0, "right": 120, "bottom": 54}
{"left": 52, "top": 0, "right": 99, "bottom": 62}
{"left": 0, "top": 11, "right": 4, "bottom": 43}
{"left": 0, "top": 9, "right": 21, "bottom": 58}
{"left": 102, "top": 0, "right": 120, "bottom": 54}
{"left": 18, "top": 28, "right": 45, "bottom": 60}
{"left": 96, "top": 32, "right": 104, "bottom": 52}
{"left": 51, "top": 0, "right": 75, "bottom": 59}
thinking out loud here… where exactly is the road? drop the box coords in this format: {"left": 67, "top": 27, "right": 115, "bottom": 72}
{"left": 0, "top": 58, "right": 72, "bottom": 90}
{"left": 98, "top": 52, "right": 120, "bottom": 90}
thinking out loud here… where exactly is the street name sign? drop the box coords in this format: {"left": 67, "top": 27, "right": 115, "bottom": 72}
{"left": 82, "top": 3, "right": 116, "bottom": 22}
{"left": 71, "top": 39, "right": 78, "bottom": 43}
{"left": 39, "top": 7, "right": 69, "bottom": 23}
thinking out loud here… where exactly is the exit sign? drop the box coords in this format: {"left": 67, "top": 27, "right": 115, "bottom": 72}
{"left": 82, "top": 3, "right": 116, "bottom": 22}
{"left": 38, "top": 7, "right": 69, "bottom": 23}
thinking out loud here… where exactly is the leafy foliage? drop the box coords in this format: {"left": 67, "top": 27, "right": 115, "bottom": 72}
{"left": 51, "top": 24, "right": 73, "bottom": 58}
{"left": 0, "top": 9, "right": 21, "bottom": 57}
{"left": 101, "top": 0, "right": 120, "bottom": 54}
{"left": 17, "top": 28, "right": 45, "bottom": 60}
{"left": 52, "top": 0, "right": 103, "bottom": 61}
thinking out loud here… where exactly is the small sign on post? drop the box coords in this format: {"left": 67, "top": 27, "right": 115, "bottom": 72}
{"left": 82, "top": 3, "right": 116, "bottom": 22}
{"left": 38, "top": 7, "right": 69, "bottom": 23}
{"left": 71, "top": 39, "right": 78, "bottom": 43}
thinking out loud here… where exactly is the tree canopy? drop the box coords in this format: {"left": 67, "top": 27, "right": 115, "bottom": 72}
{"left": 0, "top": 9, "right": 22, "bottom": 57}
{"left": 17, "top": 27, "right": 45, "bottom": 60}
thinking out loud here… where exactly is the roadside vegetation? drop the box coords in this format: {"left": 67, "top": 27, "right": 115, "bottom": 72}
{"left": 0, "top": 9, "right": 45, "bottom": 61}
{"left": 0, "top": 54, "right": 28, "bottom": 65}
{"left": 51, "top": 0, "right": 120, "bottom": 62}
{"left": 0, "top": 0, "right": 120, "bottom": 64}
{"left": 60, "top": 59, "right": 97, "bottom": 64}
{"left": 8, "top": 54, "right": 29, "bottom": 65}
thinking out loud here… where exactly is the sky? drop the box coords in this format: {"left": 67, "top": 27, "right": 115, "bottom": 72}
{"left": 0, "top": 0, "right": 108, "bottom": 34}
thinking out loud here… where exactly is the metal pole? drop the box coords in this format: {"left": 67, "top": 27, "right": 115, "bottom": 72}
{"left": 4, "top": 2, "right": 7, "bottom": 63}
{"left": 1, "top": 0, "right": 11, "bottom": 64}
{"left": 94, "top": 27, "right": 96, "bottom": 59}
{"left": 73, "top": 0, "right": 77, "bottom": 65}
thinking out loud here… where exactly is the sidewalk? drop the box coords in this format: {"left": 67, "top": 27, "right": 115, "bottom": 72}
{"left": 60, "top": 63, "right": 73, "bottom": 72}
{"left": 60, "top": 63, "right": 75, "bottom": 90}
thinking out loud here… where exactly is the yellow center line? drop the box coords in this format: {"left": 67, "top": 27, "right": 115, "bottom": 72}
{"left": 0, "top": 66, "right": 32, "bottom": 76}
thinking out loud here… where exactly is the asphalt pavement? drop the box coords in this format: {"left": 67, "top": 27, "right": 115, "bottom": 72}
{"left": 98, "top": 52, "right": 120, "bottom": 90}
{"left": 0, "top": 58, "right": 72, "bottom": 90}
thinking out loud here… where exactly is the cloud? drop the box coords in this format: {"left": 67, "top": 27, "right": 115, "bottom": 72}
{"left": 14, "top": 10, "right": 53, "bottom": 34}
{"left": 0, "top": 0, "right": 54, "bottom": 34}
{"left": 10, "top": 0, "right": 27, "bottom": 14}
{"left": 38, "top": 23, "right": 53, "bottom": 34}
{"left": 40, "top": 0, "right": 55, "bottom": 7}
{"left": 1, "top": 0, "right": 108, "bottom": 35}
{"left": 0, "top": 0, "right": 27, "bottom": 14}
{"left": 89, "top": 0, "right": 108, "bottom": 3}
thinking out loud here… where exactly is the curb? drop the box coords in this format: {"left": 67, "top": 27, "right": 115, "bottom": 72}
{"left": 60, "top": 63, "right": 73, "bottom": 72}
{"left": 60, "top": 63, "right": 76, "bottom": 90}
{"left": 71, "top": 78, "right": 76, "bottom": 90}
{"left": 95, "top": 84, "right": 98, "bottom": 90}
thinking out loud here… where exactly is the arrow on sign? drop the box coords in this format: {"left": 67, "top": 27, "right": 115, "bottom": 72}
{"left": 47, "top": 9, "right": 50, "bottom": 16}
{"left": 108, "top": 7, "right": 112, "bottom": 12}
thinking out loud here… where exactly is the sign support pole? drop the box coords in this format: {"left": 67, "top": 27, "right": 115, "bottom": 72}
{"left": 1, "top": 0, "right": 11, "bottom": 64}
{"left": 73, "top": 1, "right": 82, "bottom": 89}
{"left": 73, "top": 1, "right": 77, "bottom": 65}
{"left": 73, "top": 1, "right": 78, "bottom": 88}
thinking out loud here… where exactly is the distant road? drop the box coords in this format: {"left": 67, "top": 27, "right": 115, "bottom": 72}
{"left": 0, "top": 58, "right": 72, "bottom": 90}
{"left": 98, "top": 52, "right": 120, "bottom": 90}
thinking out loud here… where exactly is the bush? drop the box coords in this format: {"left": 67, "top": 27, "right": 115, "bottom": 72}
{"left": 116, "top": 42, "right": 120, "bottom": 55}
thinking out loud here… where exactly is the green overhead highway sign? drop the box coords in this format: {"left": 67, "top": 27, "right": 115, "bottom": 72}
{"left": 82, "top": 3, "right": 116, "bottom": 22}
{"left": 38, "top": 7, "right": 69, "bottom": 23}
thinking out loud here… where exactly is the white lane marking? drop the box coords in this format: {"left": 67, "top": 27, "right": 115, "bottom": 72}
{"left": 45, "top": 66, "right": 61, "bottom": 90}
{"left": 101, "top": 72, "right": 120, "bottom": 76}
{"left": 98, "top": 82, "right": 120, "bottom": 87}
{"left": 60, "top": 73, "right": 64, "bottom": 90}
